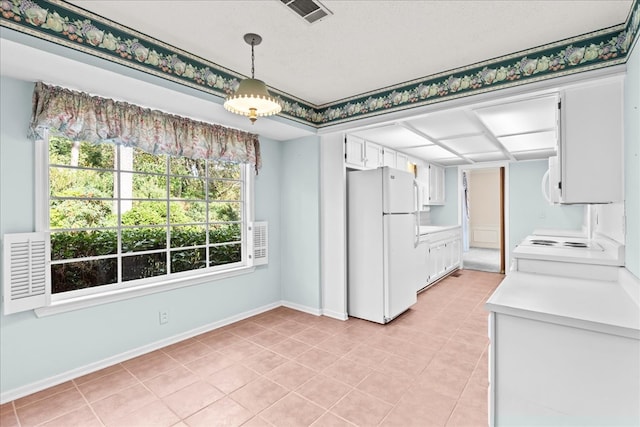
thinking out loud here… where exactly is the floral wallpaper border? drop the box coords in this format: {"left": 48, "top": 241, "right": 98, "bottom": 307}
{"left": 1, "top": 0, "right": 639, "bottom": 128}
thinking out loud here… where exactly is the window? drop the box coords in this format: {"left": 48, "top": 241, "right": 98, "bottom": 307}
{"left": 42, "top": 136, "right": 252, "bottom": 300}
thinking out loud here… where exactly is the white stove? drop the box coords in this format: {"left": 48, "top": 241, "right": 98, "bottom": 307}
{"left": 512, "top": 233, "right": 625, "bottom": 281}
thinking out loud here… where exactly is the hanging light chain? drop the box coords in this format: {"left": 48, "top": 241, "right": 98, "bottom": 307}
{"left": 250, "top": 38, "right": 255, "bottom": 79}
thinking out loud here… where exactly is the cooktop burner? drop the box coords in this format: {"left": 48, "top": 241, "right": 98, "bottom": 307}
{"left": 521, "top": 236, "right": 604, "bottom": 251}
{"left": 530, "top": 239, "right": 558, "bottom": 246}
{"left": 564, "top": 242, "right": 589, "bottom": 248}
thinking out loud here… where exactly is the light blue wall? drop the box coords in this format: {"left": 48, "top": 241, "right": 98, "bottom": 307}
{"left": 430, "top": 167, "right": 459, "bottom": 225}
{"left": 280, "top": 136, "right": 321, "bottom": 310}
{"left": 0, "top": 77, "right": 283, "bottom": 395}
{"left": 624, "top": 41, "right": 640, "bottom": 278}
{"left": 508, "top": 160, "right": 584, "bottom": 253}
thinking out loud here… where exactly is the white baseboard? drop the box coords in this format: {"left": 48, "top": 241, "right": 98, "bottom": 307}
{"left": 322, "top": 308, "right": 348, "bottom": 321}
{"left": 0, "top": 301, "right": 280, "bottom": 404}
{"left": 280, "top": 300, "right": 322, "bottom": 316}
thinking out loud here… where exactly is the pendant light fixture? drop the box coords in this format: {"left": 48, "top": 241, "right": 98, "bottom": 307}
{"left": 224, "top": 33, "right": 282, "bottom": 124}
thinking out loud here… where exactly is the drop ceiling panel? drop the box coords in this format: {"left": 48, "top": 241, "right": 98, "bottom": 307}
{"left": 438, "top": 158, "right": 468, "bottom": 166}
{"left": 474, "top": 96, "right": 558, "bottom": 136}
{"left": 408, "top": 110, "right": 484, "bottom": 139}
{"left": 402, "top": 145, "right": 456, "bottom": 161}
{"left": 498, "top": 130, "right": 557, "bottom": 152}
{"left": 350, "top": 125, "right": 433, "bottom": 149}
{"left": 466, "top": 152, "right": 508, "bottom": 162}
{"left": 513, "top": 149, "right": 558, "bottom": 161}
{"left": 439, "top": 134, "right": 499, "bottom": 155}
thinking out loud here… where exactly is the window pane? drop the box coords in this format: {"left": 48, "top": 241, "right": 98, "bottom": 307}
{"left": 122, "top": 252, "right": 167, "bottom": 281}
{"left": 170, "top": 177, "right": 205, "bottom": 200}
{"left": 170, "top": 201, "right": 206, "bottom": 223}
{"left": 51, "top": 258, "right": 117, "bottom": 293}
{"left": 50, "top": 199, "right": 116, "bottom": 229}
{"left": 49, "top": 138, "right": 115, "bottom": 170}
{"left": 127, "top": 148, "right": 166, "bottom": 174}
{"left": 208, "top": 162, "right": 241, "bottom": 180}
{"left": 170, "top": 157, "right": 206, "bottom": 177}
{"left": 171, "top": 248, "right": 206, "bottom": 273}
{"left": 171, "top": 225, "right": 206, "bottom": 248}
{"left": 209, "top": 202, "right": 242, "bottom": 222}
{"left": 209, "top": 223, "right": 241, "bottom": 244}
{"left": 119, "top": 173, "right": 166, "bottom": 199}
{"left": 210, "top": 243, "right": 241, "bottom": 266}
{"left": 208, "top": 180, "right": 241, "bottom": 201}
{"left": 51, "top": 230, "right": 117, "bottom": 260}
{"left": 122, "top": 227, "right": 167, "bottom": 252}
{"left": 121, "top": 201, "right": 168, "bottom": 225}
{"left": 50, "top": 167, "right": 115, "bottom": 198}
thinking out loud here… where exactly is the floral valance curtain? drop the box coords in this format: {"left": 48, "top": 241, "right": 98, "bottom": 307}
{"left": 29, "top": 82, "right": 261, "bottom": 172}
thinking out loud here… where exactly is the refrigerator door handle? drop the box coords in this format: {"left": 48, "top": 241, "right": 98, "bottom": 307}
{"left": 413, "top": 180, "right": 420, "bottom": 248}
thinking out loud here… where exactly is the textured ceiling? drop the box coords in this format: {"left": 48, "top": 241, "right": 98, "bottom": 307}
{"left": 67, "top": 0, "right": 634, "bottom": 106}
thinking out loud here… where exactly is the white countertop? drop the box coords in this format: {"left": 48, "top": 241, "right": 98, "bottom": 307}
{"left": 419, "top": 225, "right": 460, "bottom": 235}
{"left": 486, "top": 271, "right": 640, "bottom": 339}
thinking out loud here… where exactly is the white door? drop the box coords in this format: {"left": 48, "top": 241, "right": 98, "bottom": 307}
{"left": 384, "top": 214, "right": 418, "bottom": 320}
{"left": 382, "top": 167, "right": 415, "bottom": 214}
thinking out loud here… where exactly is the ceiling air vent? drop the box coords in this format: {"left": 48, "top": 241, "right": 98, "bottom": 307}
{"left": 280, "top": 0, "right": 333, "bottom": 24}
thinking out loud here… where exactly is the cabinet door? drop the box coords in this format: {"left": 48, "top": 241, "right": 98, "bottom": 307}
{"left": 345, "top": 136, "right": 365, "bottom": 168}
{"left": 364, "top": 142, "right": 384, "bottom": 169}
{"left": 383, "top": 148, "right": 396, "bottom": 168}
{"left": 428, "top": 242, "right": 446, "bottom": 282}
{"left": 560, "top": 77, "right": 623, "bottom": 203}
{"left": 449, "top": 238, "right": 461, "bottom": 269}
{"left": 396, "top": 152, "right": 409, "bottom": 172}
{"left": 427, "top": 164, "right": 445, "bottom": 205}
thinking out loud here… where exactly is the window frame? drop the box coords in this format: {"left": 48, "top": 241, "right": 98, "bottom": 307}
{"left": 34, "top": 134, "right": 256, "bottom": 316}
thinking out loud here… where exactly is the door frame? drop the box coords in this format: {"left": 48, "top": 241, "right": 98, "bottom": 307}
{"left": 457, "top": 161, "right": 510, "bottom": 273}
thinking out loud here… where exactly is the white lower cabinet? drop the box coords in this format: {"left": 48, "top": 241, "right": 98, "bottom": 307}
{"left": 423, "top": 227, "right": 461, "bottom": 286}
{"left": 489, "top": 312, "right": 639, "bottom": 426}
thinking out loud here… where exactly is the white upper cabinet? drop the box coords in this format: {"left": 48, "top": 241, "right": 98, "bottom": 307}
{"left": 557, "top": 76, "right": 624, "bottom": 204}
{"left": 345, "top": 135, "right": 366, "bottom": 168}
{"left": 345, "top": 136, "right": 384, "bottom": 169}
{"left": 383, "top": 148, "right": 397, "bottom": 168}
{"left": 364, "top": 142, "right": 384, "bottom": 169}
{"left": 396, "top": 152, "right": 409, "bottom": 173}
{"left": 346, "top": 136, "right": 415, "bottom": 173}
{"left": 427, "top": 164, "right": 445, "bottom": 205}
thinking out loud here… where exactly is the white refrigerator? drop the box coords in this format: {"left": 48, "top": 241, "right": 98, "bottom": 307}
{"left": 347, "top": 167, "right": 423, "bottom": 324}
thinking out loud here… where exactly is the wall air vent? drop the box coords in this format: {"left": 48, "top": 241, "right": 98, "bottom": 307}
{"left": 280, "top": 0, "right": 333, "bottom": 24}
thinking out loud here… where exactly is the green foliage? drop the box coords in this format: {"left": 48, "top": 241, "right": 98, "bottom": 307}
{"left": 50, "top": 199, "right": 116, "bottom": 229}
{"left": 48, "top": 137, "right": 244, "bottom": 293}
{"left": 51, "top": 224, "right": 242, "bottom": 292}
{"left": 51, "top": 258, "right": 118, "bottom": 294}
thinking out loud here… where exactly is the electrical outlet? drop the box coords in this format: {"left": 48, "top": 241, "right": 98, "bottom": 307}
{"left": 159, "top": 310, "right": 169, "bottom": 325}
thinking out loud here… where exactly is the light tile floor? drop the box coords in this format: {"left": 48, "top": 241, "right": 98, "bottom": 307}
{"left": 1, "top": 270, "right": 504, "bottom": 427}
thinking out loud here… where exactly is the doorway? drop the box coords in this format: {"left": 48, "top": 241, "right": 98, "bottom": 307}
{"left": 461, "top": 166, "right": 505, "bottom": 273}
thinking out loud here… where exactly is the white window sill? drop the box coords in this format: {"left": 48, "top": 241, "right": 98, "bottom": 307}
{"left": 34, "top": 266, "right": 256, "bottom": 317}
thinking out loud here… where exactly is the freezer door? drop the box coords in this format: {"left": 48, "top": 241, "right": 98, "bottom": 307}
{"left": 382, "top": 167, "right": 416, "bottom": 214}
{"left": 384, "top": 214, "right": 419, "bottom": 320}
